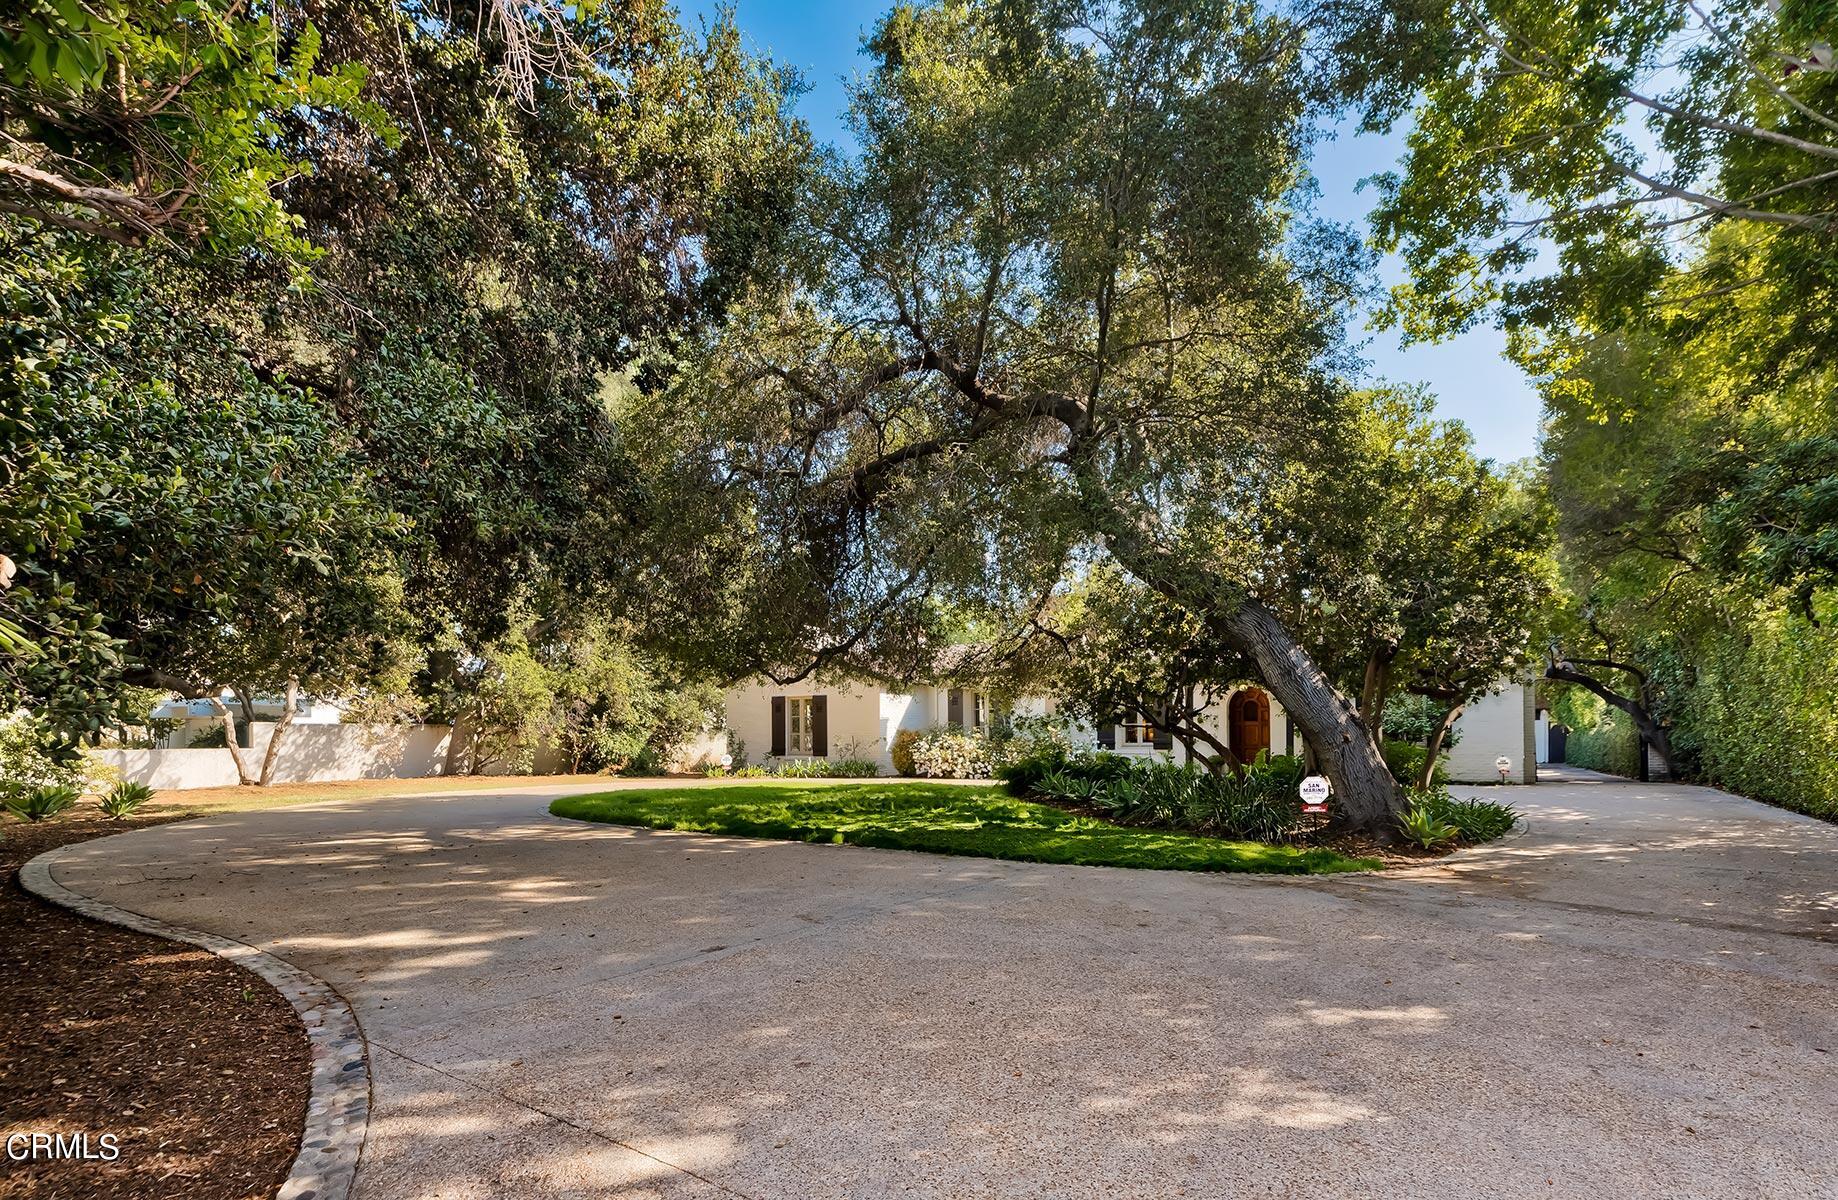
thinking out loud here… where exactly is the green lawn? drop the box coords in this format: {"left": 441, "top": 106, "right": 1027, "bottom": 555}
{"left": 551, "top": 781, "right": 1378, "bottom": 874}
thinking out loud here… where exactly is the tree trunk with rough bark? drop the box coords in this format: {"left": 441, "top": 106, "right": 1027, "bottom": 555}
{"left": 257, "top": 676, "right": 299, "bottom": 787}
{"left": 1221, "top": 601, "right": 1401, "bottom": 833}
{"left": 1418, "top": 702, "right": 1464, "bottom": 790}
{"left": 205, "top": 696, "right": 258, "bottom": 786}
{"left": 1360, "top": 645, "right": 1396, "bottom": 741}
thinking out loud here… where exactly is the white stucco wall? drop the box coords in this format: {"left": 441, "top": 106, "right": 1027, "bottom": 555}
{"left": 94, "top": 722, "right": 457, "bottom": 789}
{"left": 1447, "top": 682, "right": 1537, "bottom": 783}
{"left": 724, "top": 678, "right": 900, "bottom": 771}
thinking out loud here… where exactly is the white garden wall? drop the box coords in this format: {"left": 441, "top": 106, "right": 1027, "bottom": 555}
{"left": 93, "top": 722, "right": 455, "bottom": 789}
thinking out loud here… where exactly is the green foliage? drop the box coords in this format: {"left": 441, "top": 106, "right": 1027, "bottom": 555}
{"left": 1381, "top": 739, "right": 1448, "bottom": 788}
{"left": 1, "top": 221, "right": 406, "bottom": 758}
{"left": 0, "top": 711, "right": 98, "bottom": 792}
{"left": 0, "top": 0, "right": 386, "bottom": 257}
{"left": 768, "top": 758, "right": 882, "bottom": 779}
{"left": 994, "top": 744, "right": 1070, "bottom": 799}
{"left": 552, "top": 783, "right": 1378, "bottom": 875}
{"left": 1355, "top": 1, "right": 1838, "bottom": 358}
{"left": 5, "top": 783, "right": 80, "bottom": 822}
{"left": 1397, "top": 787, "right": 1517, "bottom": 847}
{"left": 1027, "top": 755, "right": 1310, "bottom": 844}
{"left": 99, "top": 780, "right": 154, "bottom": 819}
{"left": 1357, "top": 0, "right": 1838, "bottom": 830}
{"left": 1395, "top": 794, "right": 1459, "bottom": 850}
{"left": 1383, "top": 694, "right": 1462, "bottom": 748}
{"left": 443, "top": 617, "right": 721, "bottom": 776}
{"left": 1653, "top": 607, "right": 1837, "bottom": 821}
{"left": 184, "top": 723, "right": 230, "bottom": 750}
{"left": 1428, "top": 795, "right": 1520, "bottom": 844}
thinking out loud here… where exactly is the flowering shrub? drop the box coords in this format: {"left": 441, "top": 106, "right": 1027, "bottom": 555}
{"left": 908, "top": 729, "right": 992, "bottom": 778}
{"left": 986, "top": 713, "right": 1082, "bottom": 772}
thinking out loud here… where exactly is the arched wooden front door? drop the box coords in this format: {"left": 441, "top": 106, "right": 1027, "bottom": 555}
{"left": 1229, "top": 687, "right": 1271, "bottom": 765}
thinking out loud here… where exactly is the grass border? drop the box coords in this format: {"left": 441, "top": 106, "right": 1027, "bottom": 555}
{"left": 551, "top": 780, "right": 1379, "bottom": 875}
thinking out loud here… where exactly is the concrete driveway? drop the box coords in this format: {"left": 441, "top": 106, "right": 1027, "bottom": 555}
{"left": 45, "top": 773, "right": 1838, "bottom": 1199}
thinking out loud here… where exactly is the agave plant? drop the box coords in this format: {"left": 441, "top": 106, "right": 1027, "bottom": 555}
{"left": 99, "top": 780, "right": 156, "bottom": 820}
{"left": 4, "top": 784, "right": 81, "bottom": 823}
{"left": 1397, "top": 796, "right": 1460, "bottom": 849}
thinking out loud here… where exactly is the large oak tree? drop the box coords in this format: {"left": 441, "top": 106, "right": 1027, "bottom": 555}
{"left": 638, "top": 0, "right": 1424, "bottom": 831}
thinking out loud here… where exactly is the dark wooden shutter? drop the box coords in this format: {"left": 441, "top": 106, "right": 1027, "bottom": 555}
{"left": 1152, "top": 705, "right": 1173, "bottom": 750}
{"left": 947, "top": 688, "right": 963, "bottom": 727}
{"left": 811, "top": 695, "right": 828, "bottom": 757}
{"left": 1096, "top": 719, "right": 1115, "bottom": 749}
{"left": 770, "top": 696, "right": 786, "bottom": 756}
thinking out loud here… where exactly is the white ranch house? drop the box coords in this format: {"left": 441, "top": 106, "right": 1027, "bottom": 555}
{"left": 725, "top": 676, "right": 1538, "bottom": 783}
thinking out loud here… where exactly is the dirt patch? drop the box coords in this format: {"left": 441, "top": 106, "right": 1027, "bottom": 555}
{"left": 0, "top": 814, "right": 309, "bottom": 1200}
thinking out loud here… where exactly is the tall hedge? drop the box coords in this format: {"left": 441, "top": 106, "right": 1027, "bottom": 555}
{"left": 1557, "top": 607, "right": 1838, "bottom": 823}
{"left": 1563, "top": 706, "right": 1641, "bottom": 779}
{"left": 1669, "top": 611, "right": 1838, "bottom": 822}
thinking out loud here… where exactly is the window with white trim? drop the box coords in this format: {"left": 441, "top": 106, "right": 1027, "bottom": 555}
{"left": 972, "top": 692, "right": 987, "bottom": 729}
{"left": 787, "top": 697, "right": 815, "bottom": 755}
{"left": 1122, "top": 712, "right": 1155, "bottom": 745}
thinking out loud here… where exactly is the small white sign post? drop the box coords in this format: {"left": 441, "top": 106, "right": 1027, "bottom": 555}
{"left": 1299, "top": 774, "right": 1332, "bottom": 814}
{"left": 1494, "top": 755, "right": 1512, "bottom": 784}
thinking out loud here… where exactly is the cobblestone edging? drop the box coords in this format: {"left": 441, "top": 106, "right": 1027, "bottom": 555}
{"left": 19, "top": 845, "right": 371, "bottom": 1200}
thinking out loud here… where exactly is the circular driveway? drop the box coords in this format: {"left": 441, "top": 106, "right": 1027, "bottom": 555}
{"left": 45, "top": 774, "right": 1838, "bottom": 1199}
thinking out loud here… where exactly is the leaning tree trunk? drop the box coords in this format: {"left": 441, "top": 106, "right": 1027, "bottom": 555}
{"left": 204, "top": 696, "right": 258, "bottom": 786}
{"left": 1418, "top": 702, "right": 1464, "bottom": 790}
{"left": 1221, "top": 601, "right": 1401, "bottom": 833}
{"left": 256, "top": 676, "right": 300, "bottom": 787}
{"left": 1545, "top": 660, "right": 1673, "bottom": 777}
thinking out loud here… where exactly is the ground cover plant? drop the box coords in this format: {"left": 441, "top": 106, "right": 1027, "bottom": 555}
{"left": 1003, "top": 752, "right": 1307, "bottom": 843}
{"left": 766, "top": 758, "right": 883, "bottom": 779}
{"left": 552, "top": 782, "right": 1377, "bottom": 874}
{"left": 1395, "top": 788, "right": 1519, "bottom": 849}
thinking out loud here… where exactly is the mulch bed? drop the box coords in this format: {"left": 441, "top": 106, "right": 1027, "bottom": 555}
{"left": 0, "top": 814, "right": 309, "bottom": 1200}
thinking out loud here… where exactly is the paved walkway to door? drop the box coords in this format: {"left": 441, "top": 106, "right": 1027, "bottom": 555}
{"left": 41, "top": 774, "right": 1838, "bottom": 1199}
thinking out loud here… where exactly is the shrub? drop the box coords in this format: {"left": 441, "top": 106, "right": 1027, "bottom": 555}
{"left": 185, "top": 723, "right": 231, "bottom": 749}
{"left": 769, "top": 758, "right": 881, "bottom": 778}
{"left": 616, "top": 746, "right": 668, "bottom": 777}
{"left": 1035, "top": 768, "right": 1098, "bottom": 806}
{"left": 1030, "top": 757, "right": 1307, "bottom": 843}
{"left": 889, "top": 728, "right": 922, "bottom": 776}
{"left": 1440, "top": 797, "right": 1518, "bottom": 842}
{"left": 1419, "top": 790, "right": 1518, "bottom": 843}
{"left": 100, "top": 780, "right": 155, "bottom": 820}
{"left": 994, "top": 743, "right": 1070, "bottom": 797}
{"left": 1059, "top": 750, "right": 1137, "bottom": 786}
{"left": 908, "top": 729, "right": 992, "bottom": 778}
{"left": 1382, "top": 738, "right": 1447, "bottom": 787}
{"left": 1382, "top": 695, "right": 1463, "bottom": 748}
{"left": 5, "top": 785, "right": 81, "bottom": 823}
{"left": 1396, "top": 787, "right": 1517, "bottom": 847}
{"left": 0, "top": 711, "right": 111, "bottom": 794}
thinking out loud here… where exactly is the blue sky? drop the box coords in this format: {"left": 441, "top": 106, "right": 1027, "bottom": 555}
{"left": 687, "top": 0, "right": 1543, "bottom": 465}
